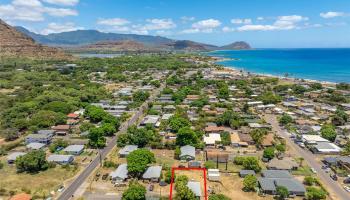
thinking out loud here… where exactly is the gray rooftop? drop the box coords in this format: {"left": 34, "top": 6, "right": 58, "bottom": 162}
{"left": 239, "top": 170, "right": 256, "bottom": 176}
{"left": 118, "top": 145, "right": 138, "bottom": 156}
{"left": 26, "top": 142, "right": 45, "bottom": 150}
{"left": 110, "top": 163, "right": 128, "bottom": 180}
{"left": 275, "top": 179, "right": 306, "bottom": 193}
{"left": 63, "top": 145, "right": 84, "bottom": 152}
{"left": 258, "top": 178, "right": 276, "bottom": 191}
{"left": 48, "top": 154, "right": 74, "bottom": 162}
{"left": 180, "top": 145, "right": 195, "bottom": 158}
{"left": 7, "top": 152, "right": 26, "bottom": 161}
{"left": 142, "top": 166, "right": 162, "bottom": 179}
{"left": 187, "top": 181, "right": 202, "bottom": 197}
{"left": 262, "top": 170, "right": 292, "bottom": 178}
{"left": 37, "top": 130, "right": 55, "bottom": 135}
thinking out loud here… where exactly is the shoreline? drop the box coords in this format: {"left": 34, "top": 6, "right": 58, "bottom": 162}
{"left": 207, "top": 55, "right": 337, "bottom": 86}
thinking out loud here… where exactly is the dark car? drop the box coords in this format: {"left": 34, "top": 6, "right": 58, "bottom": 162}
{"left": 330, "top": 174, "right": 338, "bottom": 181}
{"left": 148, "top": 184, "right": 154, "bottom": 191}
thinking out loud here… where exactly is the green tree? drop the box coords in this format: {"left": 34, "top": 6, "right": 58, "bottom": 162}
{"left": 169, "top": 116, "right": 191, "bottom": 132}
{"left": 279, "top": 114, "right": 293, "bottom": 125}
{"left": 42, "top": 101, "right": 74, "bottom": 114}
{"left": 101, "top": 123, "right": 116, "bottom": 136}
{"left": 304, "top": 176, "right": 317, "bottom": 186}
{"left": 306, "top": 187, "right": 327, "bottom": 200}
{"left": 332, "top": 108, "right": 349, "bottom": 126}
{"left": 205, "top": 160, "right": 216, "bottom": 169}
{"left": 276, "top": 186, "right": 289, "bottom": 200}
{"left": 49, "top": 139, "right": 69, "bottom": 153}
{"left": 243, "top": 174, "right": 257, "bottom": 192}
{"left": 174, "top": 175, "right": 196, "bottom": 200}
{"left": 209, "top": 194, "right": 231, "bottom": 200}
{"left": 263, "top": 147, "right": 275, "bottom": 160}
{"left": 133, "top": 91, "right": 150, "bottom": 102}
{"left": 127, "top": 149, "right": 155, "bottom": 177}
{"left": 250, "top": 129, "right": 268, "bottom": 148}
{"left": 15, "top": 150, "right": 48, "bottom": 173}
{"left": 220, "top": 132, "right": 231, "bottom": 146}
{"left": 276, "top": 144, "right": 286, "bottom": 153}
{"left": 242, "top": 157, "right": 261, "bottom": 172}
{"left": 88, "top": 127, "right": 106, "bottom": 148}
{"left": 84, "top": 105, "right": 107, "bottom": 123}
{"left": 176, "top": 126, "right": 199, "bottom": 146}
{"left": 30, "top": 110, "right": 66, "bottom": 128}
{"left": 320, "top": 124, "right": 337, "bottom": 142}
{"left": 122, "top": 181, "right": 146, "bottom": 200}
{"left": 79, "top": 122, "right": 95, "bottom": 132}
{"left": 259, "top": 91, "right": 282, "bottom": 105}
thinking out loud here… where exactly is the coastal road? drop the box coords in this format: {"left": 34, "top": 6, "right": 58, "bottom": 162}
{"left": 57, "top": 81, "right": 166, "bottom": 200}
{"left": 264, "top": 114, "right": 350, "bottom": 200}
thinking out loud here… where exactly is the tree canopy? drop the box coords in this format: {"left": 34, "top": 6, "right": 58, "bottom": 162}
{"left": 127, "top": 149, "right": 155, "bottom": 177}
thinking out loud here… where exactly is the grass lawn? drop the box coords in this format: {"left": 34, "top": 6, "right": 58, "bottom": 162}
{"left": 0, "top": 160, "right": 78, "bottom": 199}
{"left": 292, "top": 166, "right": 314, "bottom": 176}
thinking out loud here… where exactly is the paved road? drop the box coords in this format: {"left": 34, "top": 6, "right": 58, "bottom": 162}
{"left": 264, "top": 114, "right": 350, "bottom": 200}
{"left": 58, "top": 83, "right": 165, "bottom": 200}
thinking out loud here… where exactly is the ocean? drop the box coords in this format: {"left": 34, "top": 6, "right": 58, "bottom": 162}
{"left": 208, "top": 49, "right": 350, "bottom": 83}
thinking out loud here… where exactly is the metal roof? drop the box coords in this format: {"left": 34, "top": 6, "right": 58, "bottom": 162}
{"left": 187, "top": 181, "right": 202, "bottom": 197}
{"left": 180, "top": 145, "right": 195, "bottom": 158}
{"left": 142, "top": 166, "right": 162, "bottom": 179}
{"left": 110, "top": 163, "right": 128, "bottom": 179}
{"left": 26, "top": 142, "right": 45, "bottom": 150}
{"left": 63, "top": 145, "right": 84, "bottom": 152}
{"left": 262, "top": 170, "right": 292, "bottom": 178}
{"left": 7, "top": 152, "right": 26, "bottom": 161}
{"left": 118, "top": 145, "right": 138, "bottom": 156}
{"left": 48, "top": 154, "right": 74, "bottom": 162}
{"left": 275, "top": 179, "right": 306, "bottom": 193}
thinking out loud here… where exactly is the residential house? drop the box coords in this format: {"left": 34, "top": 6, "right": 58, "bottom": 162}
{"left": 110, "top": 163, "right": 128, "bottom": 183}
{"left": 48, "top": 154, "right": 74, "bottom": 165}
{"left": 142, "top": 166, "right": 162, "bottom": 182}
{"left": 187, "top": 181, "right": 202, "bottom": 198}
{"left": 52, "top": 125, "right": 70, "bottom": 136}
{"left": 204, "top": 133, "right": 221, "bottom": 146}
{"left": 239, "top": 170, "right": 256, "bottom": 178}
{"left": 26, "top": 142, "right": 45, "bottom": 150}
{"left": 7, "top": 152, "right": 26, "bottom": 164}
{"left": 25, "top": 132, "right": 53, "bottom": 145}
{"left": 180, "top": 145, "right": 196, "bottom": 161}
{"left": 267, "top": 158, "right": 298, "bottom": 171}
{"left": 208, "top": 169, "right": 220, "bottom": 181}
{"left": 140, "top": 115, "right": 160, "bottom": 127}
{"left": 63, "top": 145, "right": 84, "bottom": 155}
{"left": 119, "top": 145, "right": 138, "bottom": 157}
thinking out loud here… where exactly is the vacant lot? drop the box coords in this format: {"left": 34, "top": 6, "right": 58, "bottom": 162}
{"left": 0, "top": 160, "right": 79, "bottom": 199}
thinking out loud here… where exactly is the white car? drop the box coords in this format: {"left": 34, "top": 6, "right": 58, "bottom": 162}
{"left": 57, "top": 185, "right": 65, "bottom": 192}
{"left": 311, "top": 168, "right": 317, "bottom": 173}
{"left": 344, "top": 186, "right": 350, "bottom": 193}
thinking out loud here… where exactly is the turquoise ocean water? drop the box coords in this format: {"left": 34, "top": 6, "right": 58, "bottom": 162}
{"left": 208, "top": 49, "right": 350, "bottom": 83}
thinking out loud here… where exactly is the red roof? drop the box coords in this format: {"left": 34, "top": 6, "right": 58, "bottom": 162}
{"left": 67, "top": 113, "right": 79, "bottom": 118}
{"left": 10, "top": 193, "right": 31, "bottom": 200}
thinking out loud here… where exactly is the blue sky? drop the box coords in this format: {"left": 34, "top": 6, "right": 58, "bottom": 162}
{"left": 1, "top": 0, "right": 350, "bottom": 47}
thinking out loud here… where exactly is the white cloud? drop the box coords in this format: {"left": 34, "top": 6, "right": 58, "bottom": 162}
{"left": 45, "top": 7, "right": 78, "bottom": 17}
{"left": 97, "top": 18, "right": 130, "bottom": 26}
{"left": 155, "top": 30, "right": 172, "bottom": 36}
{"left": 41, "top": 22, "right": 83, "bottom": 34}
{"left": 237, "top": 15, "right": 308, "bottom": 31}
{"left": 42, "top": 0, "right": 79, "bottom": 6}
{"left": 320, "top": 11, "right": 346, "bottom": 19}
{"left": 257, "top": 17, "right": 264, "bottom": 21}
{"left": 181, "top": 19, "right": 221, "bottom": 34}
{"left": 0, "top": 0, "right": 78, "bottom": 21}
{"left": 131, "top": 29, "right": 148, "bottom": 35}
{"left": 181, "top": 16, "right": 195, "bottom": 23}
{"left": 222, "top": 26, "right": 235, "bottom": 32}
{"left": 143, "top": 18, "right": 176, "bottom": 30}
{"left": 192, "top": 19, "right": 221, "bottom": 29}
{"left": 231, "top": 18, "right": 252, "bottom": 24}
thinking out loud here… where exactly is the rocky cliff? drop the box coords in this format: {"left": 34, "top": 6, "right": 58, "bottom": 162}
{"left": 0, "top": 19, "right": 70, "bottom": 60}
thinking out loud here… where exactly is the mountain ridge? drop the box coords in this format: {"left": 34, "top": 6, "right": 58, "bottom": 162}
{"left": 15, "top": 26, "right": 251, "bottom": 52}
{"left": 0, "top": 19, "right": 71, "bottom": 60}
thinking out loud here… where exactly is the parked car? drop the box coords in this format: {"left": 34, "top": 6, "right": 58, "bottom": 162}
{"left": 344, "top": 186, "right": 350, "bottom": 193}
{"left": 58, "top": 185, "right": 65, "bottom": 192}
{"left": 330, "top": 174, "right": 338, "bottom": 181}
{"left": 311, "top": 168, "right": 317, "bottom": 174}
{"left": 148, "top": 184, "right": 154, "bottom": 191}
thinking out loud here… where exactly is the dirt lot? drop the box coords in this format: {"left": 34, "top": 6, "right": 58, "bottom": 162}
{"left": 0, "top": 160, "right": 78, "bottom": 199}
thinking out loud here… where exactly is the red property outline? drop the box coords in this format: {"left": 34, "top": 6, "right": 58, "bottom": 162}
{"left": 169, "top": 167, "right": 207, "bottom": 200}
